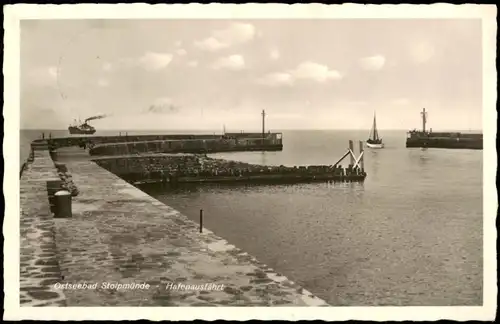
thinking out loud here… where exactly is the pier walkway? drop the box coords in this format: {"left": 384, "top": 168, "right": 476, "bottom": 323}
{"left": 20, "top": 150, "right": 67, "bottom": 306}
{"left": 21, "top": 146, "right": 328, "bottom": 306}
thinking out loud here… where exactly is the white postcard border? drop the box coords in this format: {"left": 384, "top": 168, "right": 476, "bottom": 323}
{"left": 3, "top": 3, "right": 497, "bottom": 321}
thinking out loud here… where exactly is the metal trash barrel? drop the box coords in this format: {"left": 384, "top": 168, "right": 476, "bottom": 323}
{"left": 50, "top": 150, "right": 58, "bottom": 161}
{"left": 46, "top": 180, "right": 63, "bottom": 214}
{"left": 54, "top": 190, "right": 72, "bottom": 218}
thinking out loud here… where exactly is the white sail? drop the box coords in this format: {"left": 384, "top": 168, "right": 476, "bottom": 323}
{"left": 369, "top": 112, "right": 379, "bottom": 141}
{"left": 367, "top": 111, "right": 384, "bottom": 148}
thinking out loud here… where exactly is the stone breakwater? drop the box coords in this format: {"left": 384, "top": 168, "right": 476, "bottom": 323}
{"left": 93, "top": 153, "right": 366, "bottom": 184}
{"left": 20, "top": 145, "right": 329, "bottom": 306}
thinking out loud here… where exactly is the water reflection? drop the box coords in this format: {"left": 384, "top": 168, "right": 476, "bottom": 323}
{"left": 369, "top": 150, "right": 380, "bottom": 178}
{"left": 325, "top": 181, "right": 364, "bottom": 191}
{"left": 138, "top": 180, "right": 365, "bottom": 196}
{"left": 259, "top": 152, "right": 268, "bottom": 165}
{"left": 407, "top": 148, "right": 431, "bottom": 166}
{"left": 137, "top": 182, "right": 203, "bottom": 195}
{"left": 418, "top": 152, "right": 429, "bottom": 166}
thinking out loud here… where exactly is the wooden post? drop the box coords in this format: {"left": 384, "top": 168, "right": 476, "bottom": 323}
{"left": 332, "top": 150, "right": 350, "bottom": 168}
{"left": 359, "top": 140, "right": 364, "bottom": 171}
{"left": 349, "top": 140, "right": 354, "bottom": 166}
{"left": 261, "top": 109, "right": 266, "bottom": 145}
{"left": 199, "top": 209, "right": 203, "bottom": 233}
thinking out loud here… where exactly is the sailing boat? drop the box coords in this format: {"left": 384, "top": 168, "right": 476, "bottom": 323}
{"left": 366, "top": 112, "right": 384, "bottom": 149}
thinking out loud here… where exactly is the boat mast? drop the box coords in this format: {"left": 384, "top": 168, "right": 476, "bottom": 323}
{"left": 372, "top": 112, "right": 379, "bottom": 141}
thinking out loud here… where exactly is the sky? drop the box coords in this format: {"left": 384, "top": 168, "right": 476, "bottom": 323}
{"left": 20, "top": 19, "right": 483, "bottom": 131}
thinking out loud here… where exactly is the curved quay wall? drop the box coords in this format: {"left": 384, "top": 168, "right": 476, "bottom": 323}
{"left": 20, "top": 140, "right": 329, "bottom": 307}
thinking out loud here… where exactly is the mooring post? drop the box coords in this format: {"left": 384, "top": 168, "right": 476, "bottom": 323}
{"left": 349, "top": 140, "right": 354, "bottom": 166}
{"left": 261, "top": 109, "right": 266, "bottom": 145}
{"left": 199, "top": 209, "right": 203, "bottom": 233}
{"left": 359, "top": 140, "right": 364, "bottom": 171}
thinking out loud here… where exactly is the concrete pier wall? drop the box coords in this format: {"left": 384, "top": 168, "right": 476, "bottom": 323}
{"left": 35, "top": 134, "right": 221, "bottom": 147}
{"left": 89, "top": 138, "right": 282, "bottom": 156}
{"left": 406, "top": 137, "right": 483, "bottom": 149}
{"left": 38, "top": 132, "right": 283, "bottom": 151}
{"left": 405, "top": 131, "right": 483, "bottom": 149}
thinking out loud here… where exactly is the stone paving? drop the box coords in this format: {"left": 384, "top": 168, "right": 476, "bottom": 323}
{"left": 20, "top": 149, "right": 67, "bottom": 306}
{"left": 49, "top": 147, "right": 329, "bottom": 306}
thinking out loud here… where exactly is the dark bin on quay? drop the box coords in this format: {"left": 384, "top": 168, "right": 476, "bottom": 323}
{"left": 49, "top": 150, "right": 58, "bottom": 161}
{"left": 46, "top": 179, "right": 63, "bottom": 214}
{"left": 54, "top": 190, "right": 72, "bottom": 218}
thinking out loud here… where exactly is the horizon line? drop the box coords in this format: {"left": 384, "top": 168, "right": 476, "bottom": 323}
{"left": 20, "top": 128, "right": 483, "bottom": 132}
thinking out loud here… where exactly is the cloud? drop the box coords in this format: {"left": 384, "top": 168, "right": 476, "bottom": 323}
{"left": 256, "top": 73, "right": 294, "bottom": 87}
{"left": 289, "top": 62, "right": 343, "bottom": 82}
{"left": 270, "top": 49, "right": 280, "bottom": 60}
{"left": 138, "top": 52, "right": 173, "bottom": 70}
{"left": 176, "top": 49, "right": 187, "bottom": 56}
{"left": 409, "top": 41, "right": 435, "bottom": 63}
{"left": 257, "top": 61, "right": 342, "bottom": 87}
{"left": 187, "top": 60, "right": 199, "bottom": 67}
{"left": 195, "top": 23, "right": 256, "bottom": 51}
{"left": 100, "top": 54, "right": 172, "bottom": 72}
{"left": 97, "top": 78, "right": 109, "bottom": 87}
{"left": 360, "top": 55, "right": 386, "bottom": 71}
{"left": 146, "top": 97, "right": 181, "bottom": 114}
{"left": 194, "top": 37, "right": 228, "bottom": 51}
{"left": 212, "top": 55, "right": 245, "bottom": 71}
